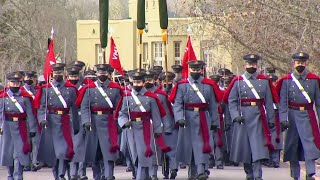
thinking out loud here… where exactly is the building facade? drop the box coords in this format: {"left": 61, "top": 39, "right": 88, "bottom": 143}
{"left": 76, "top": 0, "right": 233, "bottom": 74}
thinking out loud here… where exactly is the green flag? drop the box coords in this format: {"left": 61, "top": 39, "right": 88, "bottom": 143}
{"left": 99, "top": 0, "right": 109, "bottom": 49}
{"left": 137, "top": 0, "right": 145, "bottom": 30}
{"left": 158, "top": 0, "right": 168, "bottom": 29}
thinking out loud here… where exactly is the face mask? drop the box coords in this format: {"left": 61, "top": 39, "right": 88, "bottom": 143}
{"left": 164, "top": 84, "right": 173, "bottom": 90}
{"left": 10, "top": 87, "right": 20, "bottom": 93}
{"left": 54, "top": 75, "right": 64, "bottom": 82}
{"left": 24, "top": 80, "right": 33, "bottom": 85}
{"left": 296, "top": 66, "right": 305, "bottom": 73}
{"left": 144, "top": 83, "right": 154, "bottom": 89}
{"left": 246, "top": 67, "right": 257, "bottom": 74}
{"left": 98, "top": 75, "right": 108, "bottom": 82}
{"left": 69, "top": 80, "right": 79, "bottom": 85}
{"left": 190, "top": 72, "right": 201, "bottom": 80}
{"left": 133, "top": 86, "right": 143, "bottom": 92}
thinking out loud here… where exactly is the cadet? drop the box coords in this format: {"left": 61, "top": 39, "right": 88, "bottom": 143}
{"left": 263, "top": 68, "right": 282, "bottom": 168}
{"left": 276, "top": 52, "right": 320, "bottom": 180}
{"left": 169, "top": 60, "right": 221, "bottom": 180}
{"left": 35, "top": 63, "right": 79, "bottom": 180}
{"left": 118, "top": 72, "right": 166, "bottom": 180}
{"left": 224, "top": 54, "right": 277, "bottom": 180}
{"left": 159, "top": 72, "right": 175, "bottom": 95}
{"left": 158, "top": 72, "right": 179, "bottom": 179}
{"left": 21, "top": 70, "right": 43, "bottom": 172}
{"left": 0, "top": 72, "right": 37, "bottom": 180}
{"left": 144, "top": 71, "right": 176, "bottom": 179}
{"left": 218, "top": 68, "right": 232, "bottom": 90}
{"left": 171, "top": 65, "right": 183, "bottom": 86}
{"left": 66, "top": 66, "right": 89, "bottom": 180}
{"left": 75, "top": 64, "right": 122, "bottom": 180}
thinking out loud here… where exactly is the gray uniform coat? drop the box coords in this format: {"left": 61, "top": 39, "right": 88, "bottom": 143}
{"left": 22, "top": 84, "right": 41, "bottom": 164}
{"left": 0, "top": 89, "right": 37, "bottom": 166}
{"left": 71, "top": 82, "right": 86, "bottom": 163}
{"left": 79, "top": 80, "right": 122, "bottom": 163}
{"left": 228, "top": 72, "right": 275, "bottom": 163}
{"left": 278, "top": 71, "right": 320, "bottom": 161}
{"left": 171, "top": 76, "right": 219, "bottom": 165}
{"left": 37, "top": 80, "right": 79, "bottom": 165}
{"left": 118, "top": 88, "right": 163, "bottom": 167}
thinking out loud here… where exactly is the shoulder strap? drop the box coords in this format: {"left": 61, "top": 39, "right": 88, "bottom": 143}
{"left": 94, "top": 81, "right": 114, "bottom": 108}
{"left": 187, "top": 78, "right": 206, "bottom": 103}
{"left": 23, "top": 86, "right": 35, "bottom": 99}
{"left": 131, "top": 92, "right": 146, "bottom": 112}
{"left": 291, "top": 73, "right": 311, "bottom": 103}
{"left": 50, "top": 82, "right": 67, "bottom": 108}
{"left": 7, "top": 92, "right": 24, "bottom": 113}
{"left": 241, "top": 75, "right": 260, "bottom": 99}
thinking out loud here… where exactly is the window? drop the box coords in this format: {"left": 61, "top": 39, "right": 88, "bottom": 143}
{"left": 143, "top": 43, "right": 148, "bottom": 69}
{"left": 204, "top": 51, "right": 214, "bottom": 69}
{"left": 143, "top": 43, "right": 148, "bottom": 63}
{"left": 96, "top": 44, "right": 103, "bottom": 64}
{"left": 174, "top": 42, "right": 181, "bottom": 65}
{"left": 152, "top": 42, "right": 163, "bottom": 66}
{"left": 146, "top": 0, "right": 148, "bottom": 10}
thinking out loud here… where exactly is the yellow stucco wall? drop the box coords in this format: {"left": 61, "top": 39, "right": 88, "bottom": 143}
{"left": 77, "top": 0, "right": 234, "bottom": 74}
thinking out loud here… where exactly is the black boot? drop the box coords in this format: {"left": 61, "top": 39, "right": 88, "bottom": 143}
{"left": 169, "top": 169, "right": 177, "bottom": 179}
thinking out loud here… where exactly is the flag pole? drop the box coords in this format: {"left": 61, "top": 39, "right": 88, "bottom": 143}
{"left": 99, "top": 0, "right": 109, "bottom": 64}
{"left": 63, "top": 37, "right": 67, "bottom": 63}
{"left": 137, "top": 0, "right": 145, "bottom": 72}
{"left": 159, "top": 0, "right": 169, "bottom": 86}
{"left": 162, "top": 30, "right": 168, "bottom": 86}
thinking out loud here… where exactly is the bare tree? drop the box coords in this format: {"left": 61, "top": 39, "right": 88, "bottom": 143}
{"left": 186, "top": 0, "right": 320, "bottom": 74}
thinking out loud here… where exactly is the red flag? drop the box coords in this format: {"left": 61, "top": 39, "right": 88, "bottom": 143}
{"left": 43, "top": 38, "right": 56, "bottom": 81}
{"left": 181, "top": 36, "right": 197, "bottom": 78}
{"left": 109, "top": 37, "right": 124, "bottom": 76}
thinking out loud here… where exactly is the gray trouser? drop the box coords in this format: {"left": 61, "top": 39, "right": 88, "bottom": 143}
{"left": 150, "top": 165, "right": 158, "bottom": 177}
{"left": 92, "top": 160, "right": 114, "bottom": 179}
{"left": 70, "top": 162, "right": 79, "bottom": 177}
{"left": 270, "top": 150, "right": 280, "bottom": 164}
{"left": 290, "top": 160, "right": 315, "bottom": 178}
{"left": 52, "top": 159, "right": 67, "bottom": 179}
{"left": 70, "top": 161, "right": 86, "bottom": 177}
{"left": 31, "top": 133, "right": 40, "bottom": 164}
{"left": 244, "top": 160, "right": 262, "bottom": 178}
{"left": 188, "top": 153, "right": 206, "bottom": 178}
{"left": 78, "top": 162, "right": 87, "bottom": 176}
{"left": 214, "top": 146, "right": 223, "bottom": 166}
{"left": 7, "top": 159, "right": 24, "bottom": 180}
{"left": 136, "top": 164, "right": 150, "bottom": 180}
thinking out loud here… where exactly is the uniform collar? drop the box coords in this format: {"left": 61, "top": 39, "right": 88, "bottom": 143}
{"left": 146, "top": 85, "right": 157, "bottom": 93}
{"left": 133, "top": 87, "right": 147, "bottom": 96}
{"left": 7, "top": 89, "right": 21, "bottom": 96}
{"left": 188, "top": 75, "right": 204, "bottom": 83}
{"left": 52, "top": 79, "right": 65, "bottom": 87}
{"left": 243, "top": 71, "right": 258, "bottom": 79}
{"left": 96, "top": 79, "right": 110, "bottom": 87}
{"left": 293, "top": 69, "right": 308, "bottom": 80}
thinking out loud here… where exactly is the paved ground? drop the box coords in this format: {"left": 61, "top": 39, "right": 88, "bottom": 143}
{"left": 1, "top": 162, "right": 320, "bottom": 180}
